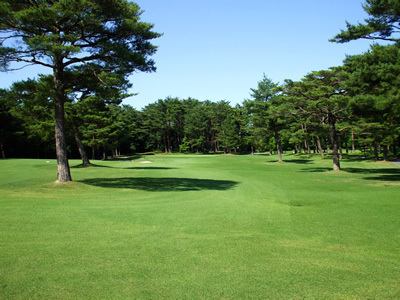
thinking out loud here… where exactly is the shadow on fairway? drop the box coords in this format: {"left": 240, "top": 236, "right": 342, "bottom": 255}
{"left": 344, "top": 167, "right": 400, "bottom": 174}
{"left": 284, "top": 159, "right": 313, "bottom": 164}
{"left": 72, "top": 164, "right": 176, "bottom": 170}
{"left": 363, "top": 174, "right": 400, "bottom": 181}
{"left": 299, "top": 167, "right": 332, "bottom": 172}
{"left": 79, "top": 177, "right": 239, "bottom": 191}
{"left": 300, "top": 166, "right": 400, "bottom": 181}
{"left": 110, "top": 155, "right": 143, "bottom": 161}
{"left": 344, "top": 167, "right": 400, "bottom": 181}
{"left": 122, "top": 167, "right": 176, "bottom": 170}
{"left": 72, "top": 156, "right": 148, "bottom": 169}
{"left": 72, "top": 163, "right": 115, "bottom": 169}
{"left": 340, "top": 155, "right": 372, "bottom": 161}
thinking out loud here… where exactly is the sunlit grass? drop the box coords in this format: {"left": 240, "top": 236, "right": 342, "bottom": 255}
{"left": 0, "top": 154, "right": 399, "bottom": 298}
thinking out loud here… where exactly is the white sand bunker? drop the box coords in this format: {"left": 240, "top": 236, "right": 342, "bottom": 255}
{"left": 140, "top": 161, "right": 153, "bottom": 164}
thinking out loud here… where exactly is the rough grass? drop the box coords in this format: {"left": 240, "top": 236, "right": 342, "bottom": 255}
{"left": 0, "top": 154, "right": 399, "bottom": 299}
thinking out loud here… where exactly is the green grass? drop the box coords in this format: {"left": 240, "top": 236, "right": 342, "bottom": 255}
{"left": 0, "top": 154, "right": 399, "bottom": 299}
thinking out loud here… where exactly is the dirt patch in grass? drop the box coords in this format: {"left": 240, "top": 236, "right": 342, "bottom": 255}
{"left": 368, "top": 182, "right": 400, "bottom": 187}
{"left": 51, "top": 180, "right": 77, "bottom": 186}
{"left": 313, "top": 179, "right": 327, "bottom": 182}
{"left": 371, "top": 161, "right": 394, "bottom": 165}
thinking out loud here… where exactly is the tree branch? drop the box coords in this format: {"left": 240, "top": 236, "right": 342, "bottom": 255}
{"left": 63, "top": 53, "right": 103, "bottom": 67}
{"left": 363, "top": 35, "right": 399, "bottom": 42}
{"left": 14, "top": 57, "right": 53, "bottom": 69}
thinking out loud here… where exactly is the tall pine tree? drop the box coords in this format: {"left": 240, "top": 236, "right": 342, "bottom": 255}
{"left": 0, "top": 1, "right": 160, "bottom": 182}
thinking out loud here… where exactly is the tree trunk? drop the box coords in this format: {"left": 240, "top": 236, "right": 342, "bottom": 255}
{"left": 326, "top": 138, "right": 331, "bottom": 154}
{"left": 338, "top": 135, "right": 343, "bottom": 160}
{"left": 163, "top": 132, "right": 168, "bottom": 153}
{"left": 373, "top": 142, "right": 379, "bottom": 160}
{"left": 0, "top": 138, "right": 5, "bottom": 159}
{"left": 166, "top": 124, "right": 172, "bottom": 153}
{"left": 54, "top": 60, "right": 72, "bottom": 182}
{"left": 352, "top": 131, "right": 356, "bottom": 153}
{"left": 301, "top": 124, "right": 310, "bottom": 154}
{"left": 70, "top": 119, "right": 90, "bottom": 166}
{"left": 312, "top": 137, "right": 317, "bottom": 154}
{"left": 274, "top": 129, "right": 283, "bottom": 162}
{"left": 213, "top": 129, "right": 218, "bottom": 152}
{"left": 304, "top": 139, "right": 310, "bottom": 154}
{"left": 329, "top": 116, "right": 340, "bottom": 171}
{"left": 316, "top": 136, "right": 323, "bottom": 156}
{"left": 92, "top": 136, "right": 96, "bottom": 160}
{"left": 383, "top": 146, "right": 388, "bottom": 161}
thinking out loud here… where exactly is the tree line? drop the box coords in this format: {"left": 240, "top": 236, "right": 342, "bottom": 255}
{"left": 0, "top": 0, "right": 399, "bottom": 181}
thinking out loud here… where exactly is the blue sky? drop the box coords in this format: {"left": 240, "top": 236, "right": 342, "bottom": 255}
{"left": 0, "top": 1, "right": 378, "bottom": 109}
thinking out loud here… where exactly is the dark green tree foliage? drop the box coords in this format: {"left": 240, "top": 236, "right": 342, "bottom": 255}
{"left": 141, "top": 100, "right": 168, "bottom": 152}
{"left": 342, "top": 44, "right": 400, "bottom": 159}
{"left": 114, "top": 105, "right": 142, "bottom": 154}
{"left": 0, "top": 88, "right": 25, "bottom": 158}
{"left": 6, "top": 77, "right": 55, "bottom": 158}
{"left": 76, "top": 98, "right": 125, "bottom": 160}
{"left": 165, "top": 97, "right": 186, "bottom": 151}
{"left": 239, "top": 102, "right": 257, "bottom": 154}
{"left": 184, "top": 99, "right": 209, "bottom": 152}
{"left": 283, "top": 69, "right": 349, "bottom": 170}
{"left": 331, "top": 0, "right": 400, "bottom": 44}
{"left": 65, "top": 64, "right": 133, "bottom": 163}
{"left": 243, "top": 99, "right": 269, "bottom": 152}
{"left": 140, "top": 98, "right": 242, "bottom": 154}
{"left": 141, "top": 98, "right": 186, "bottom": 153}
{"left": 245, "top": 75, "right": 287, "bottom": 161}
{"left": 211, "top": 100, "right": 239, "bottom": 152}
{"left": 234, "top": 104, "right": 249, "bottom": 151}
{"left": 142, "top": 97, "right": 185, "bottom": 152}
{"left": 0, "top": 0, "right": 160, "bottom": 182}
{"left": 218, "top": 108, "right": 240, "bottom": 153}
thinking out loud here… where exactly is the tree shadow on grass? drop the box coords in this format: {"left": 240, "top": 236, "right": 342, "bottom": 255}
{"left": 110, "top": 155, "right": 143, "bottom": 161}
{"left": 299, "top": 167, "right": 332, "bottom": 173}
{"left": 72, "top": 164, "right": 176, "bottom": 170}
{"left": 72, "top": 155, "right": 150, "bottom": 169}
{"left": 344, "top": 167, "right": 400, "bottom": 182}
{"left": 265, "top": 159, "right": 312, "bottom": 164}
{"left": 344, "top": 167, "right": 400, "bottom": 175}
{"left": 284, "top": 159, "right": 313, "bottom": 164}
{"left": 79, "top": 177, "right": 239, "bottom": 191}
{"left": 340, "top": 155, "right": 372, "bottom": 162}
{"left": 300, "top": 166, "right": 400, "bottom": 181}
{"left": 72, "top": 163, "right": 115, "bottom": 169}
{"left": 363, "top": 174, "right": 400, "bottom": 181}
{"left": 123, "top": 167, "right": 176, "bottom": 170}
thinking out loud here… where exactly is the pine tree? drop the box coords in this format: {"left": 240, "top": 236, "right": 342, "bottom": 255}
{"left": 0, "top": 1, "right": 160, "bottom": 181}
{"left": 331, "top": 0, "right": 400, "bottom": 44}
